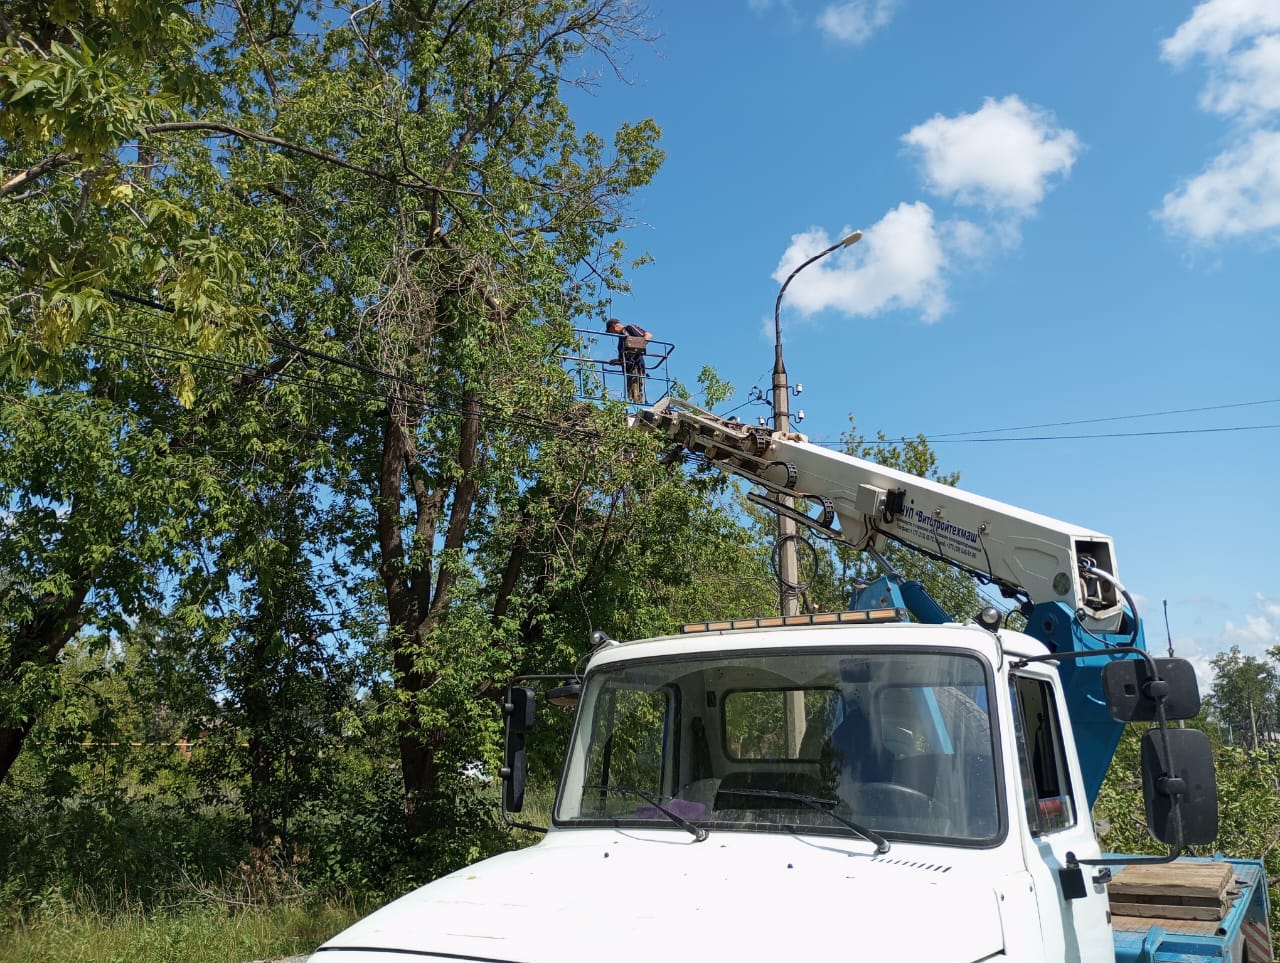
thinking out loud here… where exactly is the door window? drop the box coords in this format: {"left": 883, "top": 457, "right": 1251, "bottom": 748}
{"left": 1011, "top": 675, "right": 1076, "bottom": 834}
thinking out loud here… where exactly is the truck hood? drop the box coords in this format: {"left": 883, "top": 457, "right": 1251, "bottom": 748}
{"left": 312, "top": 830, "right": 1006, "bottom": 963}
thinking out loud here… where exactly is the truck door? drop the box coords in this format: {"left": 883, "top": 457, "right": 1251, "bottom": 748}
{"left": 1010, "top": 673, "right": 1115, "bottom": 963}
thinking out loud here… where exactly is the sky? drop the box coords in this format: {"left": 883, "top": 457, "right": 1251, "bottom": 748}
{"left": 564, "top": 0, "right": 1280, "bottom": 688}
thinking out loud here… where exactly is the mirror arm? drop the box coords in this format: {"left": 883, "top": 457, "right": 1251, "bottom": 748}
{"left": 500, "top": 810, "right": 548, "bottom": 835}
{"left": 1012, "top": 645, "right": 1157, "bottom": 675}
{"left": 1066, "top": 845, "right": 1182, "bottom": 870}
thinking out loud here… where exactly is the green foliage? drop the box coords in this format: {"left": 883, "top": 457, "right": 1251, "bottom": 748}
{"left": 1095, "top": 721, "right": 1280, "bottom": 939}
{"left": 1208, "top": 645, "right": 1279, "bottom": 751}
{"left": 0, "top": 1, "right": 257, "bottom": 379}
{"left": 4, "top": 0, "right": 691, "bottom": 910}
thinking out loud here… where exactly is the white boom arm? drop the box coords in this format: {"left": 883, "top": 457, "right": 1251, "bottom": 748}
{"left": 637, "top": 398, "right": 1123, "bottom": 626}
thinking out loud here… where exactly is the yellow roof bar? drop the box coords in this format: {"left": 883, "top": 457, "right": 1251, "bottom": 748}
{"left": 680, "top": 608, "right": 906, "bottom": 634}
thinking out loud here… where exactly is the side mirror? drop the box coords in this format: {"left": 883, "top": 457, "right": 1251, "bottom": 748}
{"left": 501, "top": 732, "right": 527, "bottom": 813}
{"left": 1141, "top": 727, "right": 1218, "bottom": 846}
{"left": 1102, "top": 657, "right": 1201, "bottom": 722}
{"left": 505, "top": 686, "right": 536, "bottom": 732}
{"left": 500, "top": 686, "right": 536, "bottom": 813}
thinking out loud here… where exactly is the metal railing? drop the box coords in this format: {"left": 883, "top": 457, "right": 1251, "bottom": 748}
{"left": 562, "top": 325, "right": 675, "bottom": 406}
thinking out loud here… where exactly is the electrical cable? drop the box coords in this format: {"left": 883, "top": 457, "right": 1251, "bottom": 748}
{"left": 922, "top": 397, "right": 1280, "bottom": 439}
{"left": 21, "top": 270, "right": 1280, "bottom": 452}
{"left": 81, "top": 280, "right": 616, "bottom": 446}
{"left": 1075, "top": 559, "right": 1141, "bottom": 649}
{"left": 805, "top": 423, "right": 1280, "bottom": 447}
{"left": 82, "top": 311, "right": 606, "bottom": 448}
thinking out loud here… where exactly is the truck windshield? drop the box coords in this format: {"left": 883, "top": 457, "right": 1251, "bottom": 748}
{"left": 555, "top": 648, "right": 1000, "bottom": 844}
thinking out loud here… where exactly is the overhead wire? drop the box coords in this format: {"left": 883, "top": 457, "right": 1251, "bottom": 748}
{"left": 19, "top": 275, "right": 1280, "bottom": 452}
{"left": 82, "top": 286, "right": 609, "bottom": 446}
{"left": 804, "top": 422, "right": 1280, "bottom": 447}
{"left": 920, "top": 397, "right": 1280, "bottom": 439}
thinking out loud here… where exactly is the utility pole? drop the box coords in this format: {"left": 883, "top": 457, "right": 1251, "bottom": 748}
{"left": 771, "top": 345, "right": 800, "bottom": 618}
{"left": 770, "top": 229, "right": 861, "bottom": 617}
{"left": 771, "top": 229, "right": 861, "bottom": 753}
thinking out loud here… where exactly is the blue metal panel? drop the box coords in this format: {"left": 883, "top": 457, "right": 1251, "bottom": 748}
{"left": 849, "top": 576, "right": 949, "bottom": 625}
{"left": 850, "top": 576, "right": 908, "bottom": 614}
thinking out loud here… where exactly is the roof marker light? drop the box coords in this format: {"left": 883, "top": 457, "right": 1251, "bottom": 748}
{"left": 679, "top": 608, "right": 906, "bottom": 634}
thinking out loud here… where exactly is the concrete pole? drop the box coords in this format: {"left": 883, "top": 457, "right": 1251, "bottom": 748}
{"left": 769, "top": 230, "right": 861, "bottom": 757}
{"left": 774, "top": 347, "right": 805, "bottom": 756}
{"left": 773, "top": 345, "right": 800, "bottom": 620}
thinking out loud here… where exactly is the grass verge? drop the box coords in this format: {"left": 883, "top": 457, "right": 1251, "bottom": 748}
{"left": 0, "top": 898, "right": 365, "bottom": 963}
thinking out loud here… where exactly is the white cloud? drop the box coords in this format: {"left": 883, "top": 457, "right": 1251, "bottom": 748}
{"left": 769, "top": 97, "right": 1080, "bottom": 325}
{"left": 1198, "top": 32, "right": 1280, "bottom": 120}
{"left": 817, "top": 0, "right": 899, "bottom": 46}
{"left": 1224, "top": 612, "right": 1279, "bottom": 644}
{"left": 1159, "top": 0, "right": 1280, "bottom": 240}
{"left": 1158, "top": 129, "right": 1280, "bottom": 239}
{"left": 1168, "top": 593, "right": 1280, "bottom": 694}
{"left": 902, "top": 96, "right": 1081, "bottom": 213}
{"left": 1161, "top": 0, "right": 1280, "bottom": 67}
{"left": 771, "top": 202, "right": 950, "bottom": 322}
{"left": 1222, "top": 592, "right": 1280, "bottom": 646}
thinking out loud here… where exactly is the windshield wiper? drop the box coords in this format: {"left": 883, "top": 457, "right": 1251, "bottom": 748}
{"left": 715, "top": 788, "right": 890, "bottom": 853}
{"left": 582, "top": 784, "right": 709, "bottom": 842}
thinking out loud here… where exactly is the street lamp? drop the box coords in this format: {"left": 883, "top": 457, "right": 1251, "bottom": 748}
{"left": 771, "top": 230, "right": 862, "bottom": 617}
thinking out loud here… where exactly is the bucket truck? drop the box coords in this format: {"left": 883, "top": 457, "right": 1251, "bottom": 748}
{"left": 308, "top": 398, "right": 1272, "bottom": 963}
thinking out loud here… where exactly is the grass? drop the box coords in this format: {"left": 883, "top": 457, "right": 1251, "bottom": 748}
{"left": 0, "top": 898, "right": 366, "bottom": 963}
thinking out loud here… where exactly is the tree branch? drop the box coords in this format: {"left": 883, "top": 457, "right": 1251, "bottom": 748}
{"left": 432, "top": 395, "right": 482, "bottom": 612}
{"left": 142, "top": 122, "right": 480, "bottom": 197}
{"left": 1, "top": 153, "right": 78, "bottom": 197}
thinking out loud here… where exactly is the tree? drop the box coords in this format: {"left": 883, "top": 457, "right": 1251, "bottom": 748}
{"left": 0, "top": 351, "right": 228, "bottom": 784}
{"left": 1, "top": 0, "right": 257, "bottom": 382}
{"left": 1209, "top": 646, "right": 1279, "bottom": 752}
{"left": 1, "top": 0, "right": 702, "bottom": 877}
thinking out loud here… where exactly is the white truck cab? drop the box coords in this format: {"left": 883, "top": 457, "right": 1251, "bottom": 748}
{"left": 310, "top": 621, "right": 1128, "bottom": 962}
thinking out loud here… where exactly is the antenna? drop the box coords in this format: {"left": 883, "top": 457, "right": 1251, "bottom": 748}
{"left": 1162, "top": 599, "right": 1174, "bottom": 658}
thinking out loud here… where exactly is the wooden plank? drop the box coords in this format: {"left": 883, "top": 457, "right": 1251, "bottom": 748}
{"left": 1109, "top": 862, "right": 1233, "bottom": 901}
{"left": 1111, "top": 915, "right": 1223, "bottom": 937}
{"left": 1109, "top": 900, "right": 1226, "bottom": 922}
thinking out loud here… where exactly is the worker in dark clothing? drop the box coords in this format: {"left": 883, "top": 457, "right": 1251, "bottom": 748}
{"left": 605, "top": 317, "right": 652, "bottom": 404}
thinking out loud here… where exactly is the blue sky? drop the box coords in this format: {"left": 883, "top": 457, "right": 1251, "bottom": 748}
{"left": 567, "top": 0, "right": 1280, "bottom": 685}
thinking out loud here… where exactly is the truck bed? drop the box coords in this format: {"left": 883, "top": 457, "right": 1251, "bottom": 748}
{"left": 1109, "top": 857, "right": 1272, "bottom": 963}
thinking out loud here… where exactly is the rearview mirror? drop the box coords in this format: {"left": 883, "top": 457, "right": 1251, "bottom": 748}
{"left": 1141, "top": 727, "right": 1217, "bottom": 846}
{"left": 504, "top": 686, "right": 536, "bottom": 732}
{"left": 500, "top": 686, "right": 536, "bottom": 813}
{"left": 1102, "top": 657, "right": 1201, "bottom": 722}
{"left": 501, "top": 731, "right": 527, "bottom": 813}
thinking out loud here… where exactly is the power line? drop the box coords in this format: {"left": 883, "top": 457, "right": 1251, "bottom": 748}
{"left": 920, "top": 397, "right": 1280, "bottom": 439}
{"left": 84, "top": 324, "right": 1280, "bottom": 450}
{"left": 30, "top": 276, "right": 1280, "bottom": 452}
{"left": 86, "top": 290, "right": 610, "bottom": 447}
{"left": 804, "top": 423, "right": 1280, "bottom": 447}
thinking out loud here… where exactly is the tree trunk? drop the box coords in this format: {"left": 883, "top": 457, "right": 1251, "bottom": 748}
{"left": 0, "top": 585, "right": 91, "bottom": 785}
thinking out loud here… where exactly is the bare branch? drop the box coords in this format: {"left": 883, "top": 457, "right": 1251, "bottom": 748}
{"left": 1, "top": 153, "right": 78, "bottom": 197}
{"left": 230, "top": 0, "right": 280, "bottom": 101}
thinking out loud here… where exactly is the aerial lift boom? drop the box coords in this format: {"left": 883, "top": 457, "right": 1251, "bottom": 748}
{"left": 636, "top": 396, "right": 1144, "bottom": 801}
